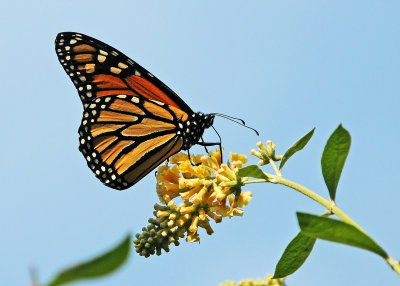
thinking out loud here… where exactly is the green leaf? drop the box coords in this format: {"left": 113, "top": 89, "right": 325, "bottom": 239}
{"left": 297, "top": 213, "right": 388, "bottom": 258}
{"left": 238, "top": 165, "right": 268, "bottom": 180}
{"left": 321, "top": 124, "right": 351, "bottom": 201}
{"left": 46, "top": 234, "right": 131, "bottom": 286}
{"left": 273, "top": 232, "right": 316, "bottom": 278}
{"left": 279, "top": 128, "right": 315, "bottom": 170}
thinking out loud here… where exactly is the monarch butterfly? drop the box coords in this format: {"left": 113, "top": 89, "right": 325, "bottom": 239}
{"left": 55, "top": 32, "right": 223, "bottom": 190}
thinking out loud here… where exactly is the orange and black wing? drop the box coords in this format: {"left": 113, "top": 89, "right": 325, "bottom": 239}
{"left": 55, "top": 32, "right": 192, "bottom": 189}
{"left": 78, "top": 94, "right": 186, "bottom": 190}
{"left": 55, "top": 32, "right": 193, "bottom": 113}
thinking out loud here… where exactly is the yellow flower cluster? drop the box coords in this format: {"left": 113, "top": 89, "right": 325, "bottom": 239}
{"left": 219, "top": 274, "right": 286, "bottom": 286}
{"left": 251, "top": 140, "right": 279, "bottom": 166}
{"left": 155, "top": 149, "right": 252, "bottom": 243}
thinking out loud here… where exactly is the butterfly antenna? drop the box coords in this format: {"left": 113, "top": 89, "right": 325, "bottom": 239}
{"left": 212, "top": 113, "right": 246, "bottom": 125}
{"left": 212, "top": 113, "right": 259, "bottom": 136}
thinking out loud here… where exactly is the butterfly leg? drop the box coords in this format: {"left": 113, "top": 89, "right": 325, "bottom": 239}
{"left": 187, "top": 150, "right": 200, "bottom": 166}
{"left": 196, "top": 141, "right": 223, "bottom": 162}
{"left": 200, "top": 137, "right": 209, "bottom": 153}
{"left": 197, "top": 141, "right": 221, "bottom": 147}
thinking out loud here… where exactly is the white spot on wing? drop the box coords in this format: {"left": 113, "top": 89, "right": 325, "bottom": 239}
{"left": 150, "top": 99, "right": 164, "bottom": 106}
{"left": 110, "top": 67, "right": 122, "bottom": 74}
{"left": 98, "top": 55, "right": 106, "bottom": 63}
{"left": 118, "top": 62, "right": 128, "bottom": 69}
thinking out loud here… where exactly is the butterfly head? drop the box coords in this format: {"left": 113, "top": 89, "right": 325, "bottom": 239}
{"left": 180, "top": 112, "right": 215, "bottom": 150}
{"left": 201, "top": 113, "right": 215, "bottom": 128}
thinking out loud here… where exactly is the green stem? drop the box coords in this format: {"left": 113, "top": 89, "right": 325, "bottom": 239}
{"left": 275, "top": 175, "right": 365, "bottom": 232}
{"left": 245, "top": 174, "right": 364, "bottom": 232}
{"left": 269, "top": 159, "right": 281, "bottom": 177}
{"left": 244, "top": 173, "right": 400, "bottom": 275}
{"left": 245, "top": 179, "right": 267, "bottom": 184}
{"left": 386, "top": 256, "right": 400, "bottom": 274}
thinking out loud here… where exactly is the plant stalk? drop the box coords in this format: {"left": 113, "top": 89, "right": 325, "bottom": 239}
{"left": 244, "top": 173, "right": 400, "bottom": 275}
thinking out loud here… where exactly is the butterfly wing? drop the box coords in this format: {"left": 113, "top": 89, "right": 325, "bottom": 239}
{"left": 55, "top": 32, "right": 191, "bottom": 189}
{"left": 55, "top": 32, "right": 193, "bottom": 113}
{"left": 78, "top": 94, "right": 185, "bottom": 190}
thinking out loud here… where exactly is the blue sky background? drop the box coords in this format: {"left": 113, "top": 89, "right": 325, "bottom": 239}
{"left": 1, "top": 1, "right": 399, "bottom": 285}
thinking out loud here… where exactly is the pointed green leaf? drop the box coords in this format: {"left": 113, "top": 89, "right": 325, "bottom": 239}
{"left": 321, "top": 124, "right": 351, "bottom": 201}
{"left": 47, "top": 234, "right": 131, "bottom": 286}
{"left": 297, "top": 213, "right": 388, "bottom": 258}
{"left": 273, "top": 232, "right": 316, "bottom": 278}
{"left": 238, "top": 165, "right": 268, "bottom": 180}
{"left": 279, "top": 128, "right": 315, "bottom": 170}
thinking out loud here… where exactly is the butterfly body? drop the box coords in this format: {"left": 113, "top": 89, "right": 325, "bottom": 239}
{"left": 55, "top": 32, "right": 215, "bottom": 190}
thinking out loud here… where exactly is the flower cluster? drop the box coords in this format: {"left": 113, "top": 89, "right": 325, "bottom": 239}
{"left": 134, "top": 149, "right": 252, "bottom": 257}
{"left": 219, "top": 274, "right": 286, "bottom": 286}
{"left": 251, "top": 140, "right": 280, "bottom": 166}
